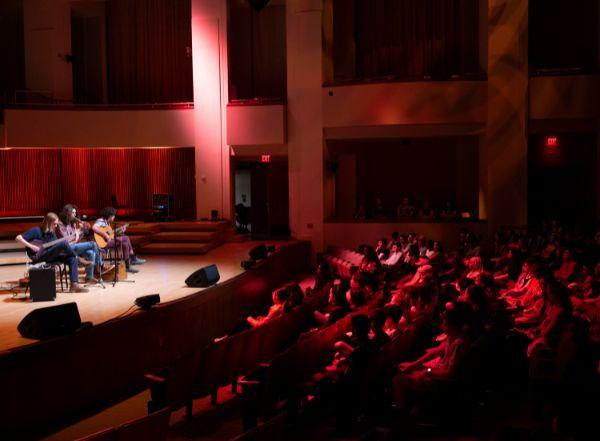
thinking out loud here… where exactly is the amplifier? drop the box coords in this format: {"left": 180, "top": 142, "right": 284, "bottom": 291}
{"left": 29, "top": 267, "right": 56, "bottom": 302}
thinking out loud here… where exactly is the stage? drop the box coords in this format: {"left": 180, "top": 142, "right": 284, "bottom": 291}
{"left": 0, "top": 241, "right": 286, "bottom": 353}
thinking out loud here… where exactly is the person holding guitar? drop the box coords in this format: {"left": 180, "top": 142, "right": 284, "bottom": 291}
{"left": 15, "top": 212, "right": 89, "bottom": 293}
{"left": 93, "top": 207, "right": 145, "bottom": 274}
{"left": 58, "top": 204, "right": 113, "bottom": 285}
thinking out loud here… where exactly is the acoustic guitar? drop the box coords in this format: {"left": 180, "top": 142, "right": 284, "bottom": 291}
{"left": 27, "top": 234, "right": 74, "bottom": 261}
{"left": 94, "top": 223, "right": 129, "bottom": 249}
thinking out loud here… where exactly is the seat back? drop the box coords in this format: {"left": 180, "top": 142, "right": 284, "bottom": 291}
{"left": 114, "top": 408, "right": 170, "bottom": 441}
{"left": 75, "top": 427, "right": 116, "bottom": 441}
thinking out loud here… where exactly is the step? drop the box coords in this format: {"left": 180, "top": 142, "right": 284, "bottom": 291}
{"left": 160, "top": 221, "right": 228, "bottom": 233}
{"left": 151, "top": 231, "right": 215, "bottom": 243}
{"left": 0, "top": 241, "right": 24, "bottom": 252}
{"left": 0, "top": 251, "right": 29, "bottom": 265}
{"left": 125, "top": 223, "right": 162, "bottom": 235}
{"left": 140, "top": 242, "right": 215, "bottom": 254}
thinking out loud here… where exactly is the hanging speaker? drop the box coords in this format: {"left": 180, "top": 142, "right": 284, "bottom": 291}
{"left": 17, "top": 302, "right": 83, "bottom": 339}
{"left": 185, "top": 264, "right": 220, "bottom": 287}
{"left": 248, "top": 0, "right": 270, "bottom": 12}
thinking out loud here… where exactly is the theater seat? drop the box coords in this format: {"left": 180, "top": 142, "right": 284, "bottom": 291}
{"left": 75, "top": 428, "right": 115, "bottom": 441}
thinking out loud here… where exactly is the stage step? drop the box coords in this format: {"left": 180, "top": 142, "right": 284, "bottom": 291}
{"left": 0, "top": 241, "right": 24, "bottom": 252}
{"left": 160, "top": 221, "right": 228, "bottom": 232}
{"left": 151, "top": 231, "right": 214, "bottom": 243}
{"left": 0, "top": 251, "right": 28, "bottom": 265}
{"left": 140, "top": 242, "right": 214, "bottom": 254}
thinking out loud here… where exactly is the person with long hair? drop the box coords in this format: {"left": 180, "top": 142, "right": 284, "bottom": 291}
{"left": 16, "top": 212, "right": 88, "bottom": 293}
{"left": 58, "top": 204, "right": 111, "bottom": 284}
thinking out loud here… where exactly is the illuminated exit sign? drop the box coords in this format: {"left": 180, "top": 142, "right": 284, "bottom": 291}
{"left": 545, "top": 136, "right": 559, "bottom": 147}
{"left": 261, "top": 154, "right": 271, "bottom": 163}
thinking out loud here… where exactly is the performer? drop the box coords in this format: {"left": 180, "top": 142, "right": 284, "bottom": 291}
{"left": 93, "top": 207, "right": 146, "bottom": 274}
{"left": 58, "top": 204, "right": 113, "bottom": 285}
{"left": 15, "top": 212, "right": 89, "bottom": 293}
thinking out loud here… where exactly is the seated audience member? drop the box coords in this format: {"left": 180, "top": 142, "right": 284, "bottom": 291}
{"left": 394, "top": 305, "right": 470, "bottom": 411}
{"left": 314, "top": 261, "right": 333, "bottom": 291}
{"left": 418, "top": 199, "right": 435, "bottom": 221}
{"left": 354, "top": 204, "right": 367, "bottom": 221}
{"left": 554, "top": 248, "right": 578, "bottom": 283}
{"left": 463, "top": 233, "right": 482, "bottom": 258}
{"left": 16, "top": 212, "right": 88, "bottom": 293}
{"left": 314, "top": 282, "right": 351, "bottom": 325}
{"left": 439, "top": 201, "right": 457, "bottom": 221}
{"left": 285, "top": 282, "right": 305, "bottom": 311}
{"left": 372, "top": 196, "right": 387, "bottom": 219}
{"left": 93, "top": 206, "right": 145, "bottom": 273}
{"left": 425, "top": 240, "right": 443, "bottom": 264}
{"left": 397, "top": 196, "right": 415, "bottom": 219}
{"left": 370, "top": 308, "right": 391, "bottom": 348}
{"left": 417, "top": 235, "right": 428, "bottom": 258}
{"left": 382, "top": 243, "right": 403, "bottom": 267}
{"left": 247, "top": 287, "right": 290, "bottom": 327}
{"left": 384, "top": 304, "right": 404, "bottom": 337}
{"left": 494, "top": 248, "right": 522, "bottom": 285}
{"left": 465, "top": 256, "right": 484, "bottom": 281}
{"left": 375, "top": 238, "right": 390, "bottom": 260}
{"left": 501, "top": 259, "right": 537, "bottom": 299}
{"left": 346, "top": 274, "right": 367, "bottom": 310}
{"left": 520, "top": 281, "right": 572, "bottom": 358}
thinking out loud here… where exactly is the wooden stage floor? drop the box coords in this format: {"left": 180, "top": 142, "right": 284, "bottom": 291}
{"left": 0, "top": 241, "right": 286, "bottom": 353}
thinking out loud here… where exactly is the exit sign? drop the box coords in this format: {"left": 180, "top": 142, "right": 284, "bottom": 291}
{"left": 545, "top": 136, "right": 559, "bottom": 147}
{"left": 261, "top": 154, "right": 271, "bottom": 163}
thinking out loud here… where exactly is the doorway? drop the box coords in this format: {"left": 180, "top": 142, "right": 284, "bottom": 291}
{"left": 232, "top": 158, "right": 290, "bottom": 239}
{"left": 528, "top": 133, "right": 598, "bottom": 232}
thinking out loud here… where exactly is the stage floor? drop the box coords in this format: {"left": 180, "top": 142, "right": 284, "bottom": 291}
{"left": 0, "top": 241, "right": 287, "bottom": 353}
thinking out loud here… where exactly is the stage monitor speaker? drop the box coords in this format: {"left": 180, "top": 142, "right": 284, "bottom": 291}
{"left": 135, "top": 294, "right": 160, "bottom": 310}
{"left": 185, "top": 264, "right": 220, "bottom": 287}
{"left": 17, "top": 302, "right": 82, "bottom": 339}
{"left": 249, "top": 244, "right": 268, "bottom": 261}
{"left": 29, "top": 267, "right": 56, "bottom": 302}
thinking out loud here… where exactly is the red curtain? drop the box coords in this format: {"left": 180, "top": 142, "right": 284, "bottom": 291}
{"left": 353, "top": 0, "right": 480, "bottom": 80}
{"left": 0, "top": 148, "right": 196, "bottom": 218}
{"left": 106, "top": 0, "right": 193, "bottom": 104}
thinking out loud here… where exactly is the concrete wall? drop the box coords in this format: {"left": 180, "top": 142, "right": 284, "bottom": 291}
{"left": 530, "top": 75, "right": 600, "bottom": 120}
{"left": 4, "top": 108, "right": 195, "bottom": 147}
{"left": 226, "top": 104, "right": 286, "bottom": 146}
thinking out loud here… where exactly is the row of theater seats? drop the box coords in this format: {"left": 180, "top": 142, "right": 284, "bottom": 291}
{"left": 322, "top": 246, "right": 363, "bottom": 278}
{"left": 236, "top": 294, "right": 434, "bottom": 434}
{"left": 144, "top": 277, "right": 330, "bottom": 417}
{"left": 75, "top": 408, "right": 170, "bottom": 441}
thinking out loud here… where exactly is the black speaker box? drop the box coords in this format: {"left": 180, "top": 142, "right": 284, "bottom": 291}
{"left": 185, "top": 264, "right": 220, "bottom": 287}
{"left": 249, "top": 244, "right": 268, "bottom": 261}
{"left": 29, "top": 267, "right": 56, "bottom": 302}
{"left": 17, "top": 302, "right": 82, "bottom": 339}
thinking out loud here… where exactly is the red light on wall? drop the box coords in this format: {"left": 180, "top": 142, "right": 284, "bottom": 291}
{"left": 261, "top": 154, "right": 271, "bottom": 163}
{"left": 545, "top": 136, "right": 559, "bottom": 147}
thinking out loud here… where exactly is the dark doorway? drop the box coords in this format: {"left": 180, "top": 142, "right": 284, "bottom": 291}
{"left": 71, "top": 2, "right": 106, "bottom": 104}
{"left": 233, "top": 158, "right": 290, "bottom": 239}
{"left": 528, "top": 133, "right": 598, "bottom": 232}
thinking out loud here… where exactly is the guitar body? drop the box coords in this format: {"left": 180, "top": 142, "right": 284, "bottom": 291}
{"left": 94, "top": 226, "right": 114, "bottom": 249}
{"left": 94, "top": 223, "right": 129, "bottom": 249}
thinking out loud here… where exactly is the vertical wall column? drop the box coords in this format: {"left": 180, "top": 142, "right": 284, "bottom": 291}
{"left": 192, "top": 0, "right": 230, "bottom": 220}
{"left": 287, "top": 0, "right": 324, "bottom": 251}
{"left": 485, "top": 0, "right": 529, "bottom": 229}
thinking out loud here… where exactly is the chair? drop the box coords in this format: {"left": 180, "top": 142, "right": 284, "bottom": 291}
{"left": 75, "top": 427, "right": 115, "bottom": 441}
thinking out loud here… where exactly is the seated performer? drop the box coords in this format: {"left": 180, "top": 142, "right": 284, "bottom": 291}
{"left": 58, "top": 204, "right": 113, "bottom": 285}
{"left": 93, "top": 207, "right": 145, "bottom": 273}
{"left": 15, "top": 212, "right": 88, "bottom": 293}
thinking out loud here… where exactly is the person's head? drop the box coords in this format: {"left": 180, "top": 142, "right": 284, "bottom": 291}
{"left": 385, "top": 304, "right": 403, "bottom": 326}
{"left": 417, "top": 235, "right": 426, "bottom": 246}
{"left": 351, "top": 314, "right": 371, "bottom": 340}
{"left": 442, "top": 304, "right": 467, "bottom": 338}
{"left": 100, "top": 206, "right": 117, "bottom": 222}
{"left": 408, "top": 244, "right": 419, "bottom": 258}
{"left": 465, "top": 285, "right": 486, "bottom": 309}
{"left": 468, "top": 257, "right": 483, "bottom": 271}
{"left": 41, "top": 212, "right": 59, "bottom": 233}
{"left": 241, "top": 194, "right": 247, "bottom": 203}
{"left": 433, "top": 241, "right": 441, "bottom": 252}
{"left": 561, "top": 248, "right": 573, "bottom": 262}
{"left": 407, "top": 233, "right": 415, "bottom": 243}
{"left": 545, "top": 281, "right": 572, "bottom": 313}
{"left": 377, "top": 238, "right": 387, "bottom": 249}
{"left": 370, "top": 309, "right": 387, "bottom": 332}
{"left": 287, "top": 283, "right": 304, "bottom": 307}
{"left": 273, "top": 287, "right": 290, "bottom": 305}
{"left": 390, "top": 243, "right": 399, "bottom": 254}
{"left": 59, "top": 204, "right": 78, "bottom": 224}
